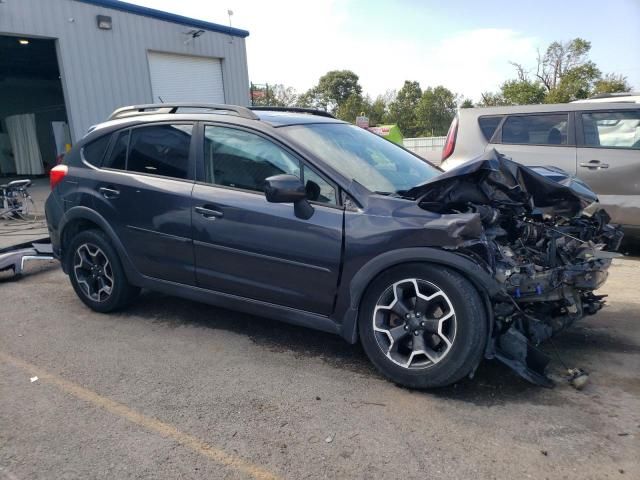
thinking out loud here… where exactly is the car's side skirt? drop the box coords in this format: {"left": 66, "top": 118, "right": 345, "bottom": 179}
{"left": 138, "top": 275, "right": 343, "bottom": 336}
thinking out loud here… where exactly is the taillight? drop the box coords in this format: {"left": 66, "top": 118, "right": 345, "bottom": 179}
{"left": 442, "top": 116, "right": 458, "bottom": 161}
{"left": 50, "top": 164, "right": 68, "bottom": 190}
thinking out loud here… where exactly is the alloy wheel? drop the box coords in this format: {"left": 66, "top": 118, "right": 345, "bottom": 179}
{"left": 372, "top": 278, "right": 457, "bottom": 369}
{"left": 73, "top": 243, "right": 114, "bottom": 302}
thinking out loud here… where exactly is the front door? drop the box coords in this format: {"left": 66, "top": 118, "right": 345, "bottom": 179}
{"left": 576, "top": 109, "right": 640, "bottom": 227}
{"left": 191, "top": 124, "right": 343, "bottom": 315}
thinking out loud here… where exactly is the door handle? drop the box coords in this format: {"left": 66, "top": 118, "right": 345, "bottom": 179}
{"left": 99, "top": 186, "right": 120, "bottom": 199}
{"left": 579, "top": 160, "right": 609, "bottom": 170}
{"left": 195, "top": 206, "right": 224, "bottom": 219}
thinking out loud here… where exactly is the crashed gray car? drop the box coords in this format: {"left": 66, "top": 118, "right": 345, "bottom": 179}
{"left": 46, "top": 106, "right": 622, "bottom": 389}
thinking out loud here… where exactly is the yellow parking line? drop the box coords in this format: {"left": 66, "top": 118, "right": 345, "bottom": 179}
{"left": 0, "top": 350, "right": 279, "bottom": 480}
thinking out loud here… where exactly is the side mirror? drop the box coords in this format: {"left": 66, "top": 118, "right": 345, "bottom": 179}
{"left": 264, "top": 174, "right": 314, "bottom": 219}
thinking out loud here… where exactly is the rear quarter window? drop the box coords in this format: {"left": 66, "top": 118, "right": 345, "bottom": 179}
{"left": 81, "top": 135, "right": 111, "bottom": 166}
{"left": 478, "top": 116, "right": 504, "bottom": 141}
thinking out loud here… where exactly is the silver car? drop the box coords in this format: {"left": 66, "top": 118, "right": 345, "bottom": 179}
{"left": 440, "top": 103, "right": 640, "bottom": 236}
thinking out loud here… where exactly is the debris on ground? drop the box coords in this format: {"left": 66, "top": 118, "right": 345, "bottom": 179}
{"left": 566, "top": 368, "right": 589, "bottom": 390}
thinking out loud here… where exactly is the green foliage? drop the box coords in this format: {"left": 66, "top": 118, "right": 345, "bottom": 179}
{"left": 251, "top": 84, "right": 297, "bottom": 107}
{"left": 500, "top": 79, "right": 546, "bottom": 105}
{"left": 387, "top": 81, "right": 423, "bottom": 137}
{"left": 478, "top": 92, "right": 508, "bottom": 107}
{"left": 416, "top": 86, "right": 458, "bottom": 136}
{"left": 480, "top": 37, "right": 630, "bottom": 106}
{"left": 545, "top": 62, "right": 601, "bottom": 103}
{"left": 368, "top": 95, "right": 389, "bottom": 125}
{"left": 537, "top": 38, "right": 592, "bottom": 91}
{"left": 593, "top": 74, "right": 632, "bottom": 95}
{"left": 335, "top": 93, "right": 369, "bottom": 122}
{"left": 252, "top": 37, "right": 629, "bottom": 138}
{"left": 299, "top": 70, "right": 363, "bottom": 114}
{"left": 459, "top": 98, "right": 475, "bottom": 109}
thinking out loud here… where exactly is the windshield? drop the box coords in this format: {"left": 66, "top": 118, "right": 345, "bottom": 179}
{"left": 281, "top": 123, "right": 440, "bottom": 194}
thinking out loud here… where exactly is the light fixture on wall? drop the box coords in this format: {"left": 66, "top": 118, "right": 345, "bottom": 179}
{"left": 18, "top": 39, "right": 29, "bottom": 45}
{"left": 183, "top": 29, "right": 205, "bottom": 45}
{"left": 96, "top": 15, "right": 112, "bottom": 30}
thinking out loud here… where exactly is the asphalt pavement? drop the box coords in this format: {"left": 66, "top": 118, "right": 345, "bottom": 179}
{"left": 0, "top": 259, "right": 638, "bottom": 479}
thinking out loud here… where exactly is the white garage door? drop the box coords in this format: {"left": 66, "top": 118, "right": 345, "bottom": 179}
{"left": 147, "top": 52, "right": 225, "bottom": 104}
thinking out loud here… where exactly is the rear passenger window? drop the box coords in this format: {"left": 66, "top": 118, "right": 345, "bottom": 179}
{"left": 501, "top": 114, "right": 569, "bottom": 145}
{"left": 478, "top": 116, "right": 504, "bottom": 141}
{"left": 102, "top": 130, "right": 129, "bottom": 170}
{"left": 82, "top": 135, "right": 110, "bottom": 166}
{"left": 581, "top": 111, "right": 640, "bottom": 149}
{"left": 127, "top": 124, "right": 193, "bottom": 179}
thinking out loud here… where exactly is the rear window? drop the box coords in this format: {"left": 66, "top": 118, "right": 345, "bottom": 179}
{"left": 81, "top": 135, "right": 110, "bottom": 166}
{"left": 478, "top": 116, "right": 504, "bottom": 141}
{"left": 501, "top": 114, "right": 569, "bottom": 145}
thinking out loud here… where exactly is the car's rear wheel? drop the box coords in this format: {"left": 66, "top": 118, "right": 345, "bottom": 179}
{"left": 66, "top": 229, "right": 139, "bottom": 312}
{"left": 358, "top": 263, "right": 487, "bottom": 388}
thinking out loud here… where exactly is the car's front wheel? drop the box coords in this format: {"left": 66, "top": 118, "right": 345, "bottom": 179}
{"left": 358, "top": 264, "right": 487, "bottom": 388}
{"left": 66, "top": 229, "right": 139, "bottom": 313}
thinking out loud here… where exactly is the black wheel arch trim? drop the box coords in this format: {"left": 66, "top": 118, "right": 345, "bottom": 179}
{"left": 57, "top": 206, "right": 143, "bottom": 285}
{"left": 338, "top": 247, "right": 500, "bottom": 345}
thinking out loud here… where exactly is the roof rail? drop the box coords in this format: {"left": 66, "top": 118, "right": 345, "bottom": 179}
{"left": 249, "top": 106, "right": 335, "bottom": 119}
{"left": 588, "top": 92, "right": 639, "bottom": 99}
{"left": 108, "top": 103, "right": 259, "bottom": 121}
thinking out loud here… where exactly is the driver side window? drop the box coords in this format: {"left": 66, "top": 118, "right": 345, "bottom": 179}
{"left": 203, "top": 126, "right": 300, "bottom": 192}
{"left": 203, "top": 126, "right": 338, "bottom": 205}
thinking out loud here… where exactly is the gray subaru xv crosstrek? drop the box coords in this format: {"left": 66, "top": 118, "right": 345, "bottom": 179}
{"left": 45, "top": 103, "right": 622, "bottom": 388}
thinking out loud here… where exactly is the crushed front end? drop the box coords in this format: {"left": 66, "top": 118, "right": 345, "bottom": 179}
{"left": 406, "top": 151, "right": 623, "bottom": 386}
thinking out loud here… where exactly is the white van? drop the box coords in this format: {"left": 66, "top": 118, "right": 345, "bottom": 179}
{"left": 439, "top": 103, "right": 640, "bottom": 235}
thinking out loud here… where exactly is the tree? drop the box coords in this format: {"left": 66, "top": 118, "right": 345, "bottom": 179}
{"left": 500, "top": 79, "right": 546, "bottom": 105}
{"left": 335, "top": 93, "right": 370, "bottom": 122}
{"left": 459, "top": 98, "right": 474, "bottom": 109}
{"left": 416, "top": 86, "right": 457, "bottom": 136}
{"left": 545, "top": 62, "right": 601, "bottom": 103}
{"left": 367, "top": 95, "right": 389, "bottom": 125}
{"left": 251, "top": 84, "right": 297, "bottom": 107}
{"left": 478, "top": 91, "right": 508, "bottom": 107}
{"left": 503, "top": 38, "right": 626, "bottom": 104}
{"left": 387, "top": 81, "right": 422, "bottom": 137}
{"left": 593, "top": 73, "right": 632, "bottom": 96}
{"left": 299, "top": 70, "right": 363, "bottom": 113}
{"left": 534, "top": 38, "right": 592, "bottom": 91}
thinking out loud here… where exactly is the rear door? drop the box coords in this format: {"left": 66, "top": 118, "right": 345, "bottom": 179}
{"left": 90, "top": 123, "right": 196, "bottom": 285}
{"left": 488, "top": 112, "right": 577, "bottom": 173}
{"left": 191, "top": 123, "right": 343, "bottom": 315}
{"left": 576, "top": 109, "right": 640, "bottom": 226}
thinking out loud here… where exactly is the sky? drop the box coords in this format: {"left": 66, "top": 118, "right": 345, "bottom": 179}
{"left": 126, "top": 0, "right": 640, "bottom": 102}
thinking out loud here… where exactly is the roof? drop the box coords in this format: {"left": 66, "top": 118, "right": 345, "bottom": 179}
{"left": 462, "top": 102, "right": 639, "bottom": 116}
{"left": 75, "top": 0, "right": 250, "bottom": 38}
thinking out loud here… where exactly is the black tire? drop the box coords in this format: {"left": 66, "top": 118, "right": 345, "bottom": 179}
{"left": 65, "top": 229, "right": 140, "bottom": 313}
{"left": 358, "top": 263, "right": 487, "bottom": 389}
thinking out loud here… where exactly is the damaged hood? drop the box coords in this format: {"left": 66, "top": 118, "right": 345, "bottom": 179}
{"left": 405, "top": 150, "right": 597, "bottom": 218}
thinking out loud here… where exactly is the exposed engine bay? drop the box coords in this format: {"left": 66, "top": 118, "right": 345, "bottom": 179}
{"left": 404, "top": 150, "right": 624, "bottom": 386}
